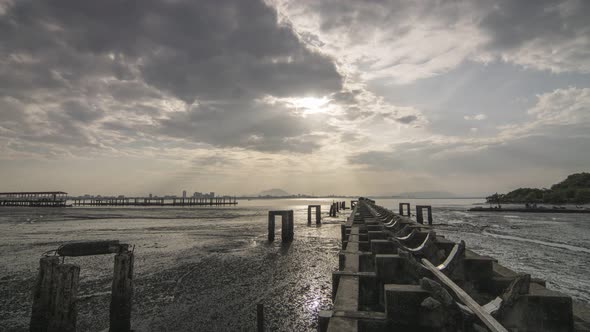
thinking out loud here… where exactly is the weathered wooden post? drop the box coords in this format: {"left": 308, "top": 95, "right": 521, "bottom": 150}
{"left": 416, "top": 206, "right": 424, "bottom": 224}
{"left": 281, "top": 210, "right": 294, "bottom": 242}
{"left": 399, "top": 203, "right": 410, "bottom": 216}
{"left": 318, "top": 310, "right": 333, "bottom": 332}
{"left": 48, "top": 264, "right": 80, "bottom": 332}
{"left": 257, "top": 303, "right": 264, "bottom": 332}
{"left": 316, "top": 206, "right": 321, "bottom": 225}
{"left": 308, "top": 205, "right": 321, "bottom": 225}
{"left": 415, "top": 205, "right": 432, "bottom": 225}
{"left": 268, "top": 212, "right": 275, "bottom": 242}
{"left": 30, "top": 256, "right": 60, "bottom": 331}
{"left": 110, "top": 250, "right": 134, "bottom": 332}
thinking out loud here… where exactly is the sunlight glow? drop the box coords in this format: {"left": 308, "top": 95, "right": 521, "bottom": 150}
{"left": 288, "top": 96, "right": 330, "bottom": 114}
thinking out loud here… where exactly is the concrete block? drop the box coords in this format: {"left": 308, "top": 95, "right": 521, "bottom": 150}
{"left": 370, "top": 240, "right": 397, "bottom": 255}
{"left": 384, "top": 284, "right": 429, "bottom": 326}
{"left": 501, "top": 283, "right": 573, "bottom": 332}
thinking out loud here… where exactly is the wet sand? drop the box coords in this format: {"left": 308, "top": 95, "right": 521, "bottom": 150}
{"left": 2, "top": 198, "right": 590, "bottom": 331}
{"left": 0, "top": 203, "right": 343, "bottom": 331}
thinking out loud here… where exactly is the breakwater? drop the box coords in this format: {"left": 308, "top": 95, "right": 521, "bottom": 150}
{"left": 324, "top": 198, "right": 589, "bottom": 331}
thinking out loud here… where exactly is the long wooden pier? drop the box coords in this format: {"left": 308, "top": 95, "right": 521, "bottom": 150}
{"left": 71, "top": 196, "right": 238, "bottom": 206}
{"left": 0, "top": 191, "right": 68, "bottom": 207}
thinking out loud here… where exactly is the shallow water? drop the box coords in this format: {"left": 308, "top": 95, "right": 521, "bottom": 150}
{"left": 0, "top": 198, "right": 589, "bottom": 331}
{"left": 375, "top": 198, "right": 590, "bottom": 303}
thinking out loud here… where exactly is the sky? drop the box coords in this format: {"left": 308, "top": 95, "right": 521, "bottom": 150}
{"left": 0, "top": 0, "right": 589, "bottom": 196}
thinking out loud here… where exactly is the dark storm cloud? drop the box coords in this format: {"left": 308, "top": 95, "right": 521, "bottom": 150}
{"left": 480, "top": 0, "right": 590, "bottom": 51}
{"left": 0, "top": 0, "right": 341, "bottom": 101}
{"left": 0, "top": 0, "right": 343, "bottom": 153}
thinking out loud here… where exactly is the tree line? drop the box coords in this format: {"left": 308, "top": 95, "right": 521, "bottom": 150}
{"left": 486, "top": 172, "right": 590, "bottom": 205}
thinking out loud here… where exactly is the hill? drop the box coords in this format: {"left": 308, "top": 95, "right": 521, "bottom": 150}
{"left": 258, "top": 188, "right": 290, "bottom": 197}
{"left": 487, "top": 173, "right": 590, "bottom": 204}
{"left": 394, "top": 191, "right": 457, "bottom": 198}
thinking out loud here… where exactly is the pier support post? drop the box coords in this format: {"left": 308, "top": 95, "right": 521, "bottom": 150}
{"left": 415, "top": 205, "right": 432, "bottom": 225}
{"left": 49, "top": 264, "right": 80, "bottom": 332}
{"left": 282, "top": 210, "right": 294, "bottom": 242}
{"left": 110, "top": 250, "right": 134, "bottom": 332}
{"left": 268, "top": 213, "right": 275, "bottom": 242}
{"left": 30, "top": 256, "right": 60, "bottom": 331}
{"left": 268, "top": 210, "right": 293, "bottom": 242}
{"left": 416, "top": 206, "right": 424, "bottom": 224}
{"left": 257, "top": 303, "right": 264, "bottom": 332}
{"left": 307, "top": 205, "right": 321, "bottom": 225}
{"left": 318, "top": 310, "right": 332, "bottom": 332}
{"left": 399, "top": 203, "right": 410, "bottom": 216}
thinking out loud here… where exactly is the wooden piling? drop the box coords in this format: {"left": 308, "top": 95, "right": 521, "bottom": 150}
{"left": 281, "top": 210, "right": 294, "bottom": 242}
{"left": 48, "top": 264, "right": 80, "bottom": 332}
{"left": 416, "top": 206, "right": 424, "bottom": 224}
{"left": 268, "top": 213, "right": 275, "bottom": 242}
{"left": 110, "top": 251, "right": 134, "bottom": 332}
{"left": 30, "top": 256, "right": 59, "bottom": 331}
{"left": 257, "top": 303, "right": 264, "bottom": 332}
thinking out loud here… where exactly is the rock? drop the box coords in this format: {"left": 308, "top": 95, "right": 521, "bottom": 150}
{"left": 421, "top": 297, "right": 441, "bottom": 310}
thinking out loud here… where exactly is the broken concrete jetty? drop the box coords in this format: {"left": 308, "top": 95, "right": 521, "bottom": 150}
{"left": 323, "top": 197, "right": 588, "bottom": 332}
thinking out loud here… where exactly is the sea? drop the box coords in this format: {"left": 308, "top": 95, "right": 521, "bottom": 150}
{"left": 0, "top": 198, "right": 588, "bottom": 331}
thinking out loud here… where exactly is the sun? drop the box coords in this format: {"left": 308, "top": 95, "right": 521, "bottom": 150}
{"left": 290, "top": 96, "right": 330, "bottom": 114}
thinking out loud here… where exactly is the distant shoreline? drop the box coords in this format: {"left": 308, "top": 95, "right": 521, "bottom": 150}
{"left": 235, "top": 196, "right": 485, "bottom": 200}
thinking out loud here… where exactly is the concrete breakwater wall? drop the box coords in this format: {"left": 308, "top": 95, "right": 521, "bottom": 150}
{"left": 323, "top": 198, "right": 589, "bottom": 332}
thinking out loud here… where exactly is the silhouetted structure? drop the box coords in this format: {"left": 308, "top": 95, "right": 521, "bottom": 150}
{"left": 0, "top": 191, "right": 67, "bottom": 207}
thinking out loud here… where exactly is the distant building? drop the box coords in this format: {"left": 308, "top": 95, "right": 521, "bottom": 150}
{"left": 149, "top": 193, "right": 152, "bottom": 198}
{"left": 210, "top": 192, "right": 215, "bottom": 198}
{"left": 182, "top": 190, "right": 187, "bottom": 198}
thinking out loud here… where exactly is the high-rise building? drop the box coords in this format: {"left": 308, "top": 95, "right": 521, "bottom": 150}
{"left": 182, "top": 190, "right": 187, "bottom": 198}
{"left": 210, "top": 192, "right": 215, "bottom": 198}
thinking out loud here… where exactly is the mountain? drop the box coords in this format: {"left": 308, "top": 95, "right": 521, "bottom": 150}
{"left": 258, "top": 188, "right": 290, "bottom": 197}
{"left": 394, "top": 191, "right": 457, "bottom": 198}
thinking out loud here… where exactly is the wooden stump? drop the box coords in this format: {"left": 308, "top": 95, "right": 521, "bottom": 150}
{"left": 110, "top": 251, "right": 134, "bottom": 332}
{"left": 30, "top": 256, "right": 59, "bottom": 332}
{"left": 48, "top": 264, "right": 80, "bottom": 332}
{"left": 268, "top": 214, "right": 275, "bottom": 242}
{"left": 257, "top": 303, "right": 264, "bottom": 332}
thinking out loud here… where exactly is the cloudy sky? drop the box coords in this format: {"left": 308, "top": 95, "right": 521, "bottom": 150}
{"left": 1, "top": 0, "right": 589, "bottom": 196}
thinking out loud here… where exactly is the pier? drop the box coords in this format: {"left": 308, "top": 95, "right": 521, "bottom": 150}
{"left": 71, "top": 196, "right": 238, "bottom": 207}
{"left": 0, "top": 191, "right": 68, "bottom": 207}
{"left": 324, "top": 198, "right": 585, "bottom": 331}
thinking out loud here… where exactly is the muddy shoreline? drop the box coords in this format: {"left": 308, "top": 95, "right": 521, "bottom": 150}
{"left": 0, "top": 206, "right": 343, "bottom": 331}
